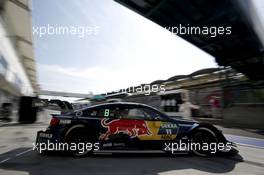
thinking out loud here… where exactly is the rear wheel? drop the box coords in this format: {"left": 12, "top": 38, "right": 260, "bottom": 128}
{"left": 65, "top": 127, "right": 95, "bottom": 157}
{"left": 191, "top": 127, "right": 218, "bottom": 157}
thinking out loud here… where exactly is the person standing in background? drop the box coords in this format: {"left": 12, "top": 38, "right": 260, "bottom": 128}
{"left": 179, "top": 100, "right": 200, "bottom": 120}
{"left": 209, "top": 96, "right": 221, "bottom": 118}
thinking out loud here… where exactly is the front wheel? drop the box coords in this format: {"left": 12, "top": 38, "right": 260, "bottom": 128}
{"left": 190, "top": 127, "right": 218, "bottom": 157}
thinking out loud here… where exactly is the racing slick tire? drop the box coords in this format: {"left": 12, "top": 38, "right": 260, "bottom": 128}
{"left": 190, "top": 127, "right": 218, "bottom": 157}
{"left": 64, "top": 125, "right": 96, "bottom": 157}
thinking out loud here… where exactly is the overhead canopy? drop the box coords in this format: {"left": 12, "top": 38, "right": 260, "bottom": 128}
{"left": 150, "top": 68, "right": 224, "bottom": 84}
{"left": 115, "top": 0, "right": 264, "bottom": 80}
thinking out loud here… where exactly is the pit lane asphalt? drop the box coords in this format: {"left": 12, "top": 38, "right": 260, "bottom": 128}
{"left": 0, "top": 123, "right": 263, "bottom": 175}
{"left": 0, "top": 145, "right": 264, "bottom": 175}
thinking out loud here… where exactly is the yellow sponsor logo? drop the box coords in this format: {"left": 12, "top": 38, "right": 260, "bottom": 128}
{"left": 138, "top": 121, "right": 177, "bottom": 140}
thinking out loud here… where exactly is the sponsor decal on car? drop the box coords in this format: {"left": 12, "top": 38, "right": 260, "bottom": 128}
{"left": 139, "top": 121, "right": 178, "bottom": 140}
{"left": 158, "top": 122, "right": 178, "bottom": 135}
{"left": 100, "top": 118, "right": 152, "bottom": 140}
{"left": 100, "top": 118, "right": 179, "bottom": 141}
{"left": 39, "top": 132, "right": 53, "bottom": 139}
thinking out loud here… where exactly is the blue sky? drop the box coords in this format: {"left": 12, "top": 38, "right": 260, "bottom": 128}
{"left": 32, "top": 0, "right": 218, "bottom": 94}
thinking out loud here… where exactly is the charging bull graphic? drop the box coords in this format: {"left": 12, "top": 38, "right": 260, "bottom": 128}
{"left": 100, "top": 118, "right": 152, "bottom": 140}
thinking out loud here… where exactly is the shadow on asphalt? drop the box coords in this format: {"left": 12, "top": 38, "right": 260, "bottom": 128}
{"left": 0, "top": 147, "right": 243, "bottom": 175}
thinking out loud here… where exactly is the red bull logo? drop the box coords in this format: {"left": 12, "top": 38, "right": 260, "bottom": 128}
{"left": 100, "top": 118, "right": 152, "bottom": 140}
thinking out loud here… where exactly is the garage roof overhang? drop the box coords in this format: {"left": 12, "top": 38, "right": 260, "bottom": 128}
{"left": 115, "top": 0, "right": 264, "bottom": 80}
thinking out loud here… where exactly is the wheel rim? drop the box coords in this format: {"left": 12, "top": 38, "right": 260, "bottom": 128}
{"left": 192, "top": 128, "right": 218, "bottom": 156}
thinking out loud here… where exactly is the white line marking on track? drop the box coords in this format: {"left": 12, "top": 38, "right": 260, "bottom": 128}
{"left": 0, "top": 158, "right": 10, "bottom": 164}
{"left": 0, "top": 148, "right": 33, "bottom": 164}
{"left": 225, "top": 134, "right": 264, "bottom": 141}
{"left": 235, "top": 143, "right": 264, "bottom": 149}
{"left": 15, "top": 149, "right": 32, "bottom": 157}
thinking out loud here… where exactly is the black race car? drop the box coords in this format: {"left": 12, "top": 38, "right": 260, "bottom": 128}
{"left": 35, "top": 102, "right": 236, "bottom": 157}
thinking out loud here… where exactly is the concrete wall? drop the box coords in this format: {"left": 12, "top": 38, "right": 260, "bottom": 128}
{"left": 223, "top": 106, "right": 264, "bottom": 129}
{"left": 0, "top": 17, "right": 34, "bottom": 96}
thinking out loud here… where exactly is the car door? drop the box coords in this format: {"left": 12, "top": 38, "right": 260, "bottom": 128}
{"left": 118, "top": 106, "right": 153, "bottom": 139}
{"left": 81, "top": 105, "right": 120, "bottom": 141}
{"left": 99, "top": 105, "right": 152, "bottom": 149}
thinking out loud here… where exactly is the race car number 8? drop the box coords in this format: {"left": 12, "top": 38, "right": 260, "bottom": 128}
{"left": 104, "top": 109, "right": 110, "bottom": 117}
